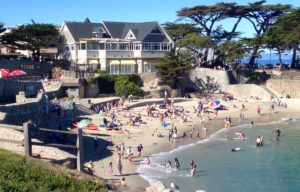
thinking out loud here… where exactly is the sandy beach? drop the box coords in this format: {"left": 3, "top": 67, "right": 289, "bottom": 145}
{"left": 0, "top": 96, "right": 299, "bottom": 192}
{"left": 83, "top": 97, "right": 300, "bottom": 191}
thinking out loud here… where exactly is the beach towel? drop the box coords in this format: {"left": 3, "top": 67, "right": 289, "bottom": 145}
{"left": 85, "top": 124, "right": 99, "bottom": 130}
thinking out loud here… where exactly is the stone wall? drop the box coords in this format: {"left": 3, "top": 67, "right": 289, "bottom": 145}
{"left": 224, "top": 84, "right": 273, "bottom": 100}
{"left": 0, "top": 79, "right": 44, "bottom": 102}
{"left": 0, "top": 93, "right": 48, "bottom": 126}
{"left": 266, "top": 79, "right": 300, "bottom": 98}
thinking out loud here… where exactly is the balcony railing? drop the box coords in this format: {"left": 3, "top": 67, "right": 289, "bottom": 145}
{"left": 77, "top": 42, "right": 172, "bottom": 51}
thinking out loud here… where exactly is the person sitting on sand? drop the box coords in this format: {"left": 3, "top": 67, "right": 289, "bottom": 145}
{"left": 121, "top": 177, "right": 126, "bottom": 186}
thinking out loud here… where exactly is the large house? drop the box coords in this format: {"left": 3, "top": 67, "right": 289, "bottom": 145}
{"left": 59, "top": 18, "right": 173, "bottom": 74}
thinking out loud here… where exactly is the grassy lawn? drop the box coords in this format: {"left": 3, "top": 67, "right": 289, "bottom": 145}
{"left": 0, "top": 149, "right": 108, "bottom": 192}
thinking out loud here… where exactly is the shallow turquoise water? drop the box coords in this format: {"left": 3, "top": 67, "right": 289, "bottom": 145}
{"left": 138, "top": 120, "right": 300, "bottom": 192}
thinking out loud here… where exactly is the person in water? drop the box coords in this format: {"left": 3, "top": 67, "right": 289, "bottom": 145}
{"left": 235, "top": 131, "right": 246, "bottom": 139}
{"left": 189, "top": 160, "right": 195, "bottom": 169}
{"left": 190, "top": 164, "right": 197, "bottom": 176}
{"left": 275, "top": 128, "right": 281, "bottom": 141}
{"left": 174, "top": 158, "right": 180, "bottom": 169}
{"left": 256, "top": 136, "right": 264, "bottom": 147}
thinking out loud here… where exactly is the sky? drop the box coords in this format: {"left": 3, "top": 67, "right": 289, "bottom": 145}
{"left": 1, "top": 0, "right": 300, "bottom": 38}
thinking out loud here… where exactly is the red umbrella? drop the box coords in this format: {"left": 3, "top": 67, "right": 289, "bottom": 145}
{"left": 9, "top": 70, "right": 26, "bottom": 76}
{"left": 0, "top": 69, "right": 10, "bottom": 78}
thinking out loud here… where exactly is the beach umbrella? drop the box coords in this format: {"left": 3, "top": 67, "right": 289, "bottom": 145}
{"left": 77, "top": 119, "right": 92, "bottom": 129}
{"left": 9, "top": 70, "right": 26, "bottom": 76}
{"left": 208, "top": 100, "right": 221, "bottom": 109}
{"left": 0, "top": 69, "right": 10, "bottom": 78}
{"left": 98, "top": 113, "right": 107, "bottom": 117}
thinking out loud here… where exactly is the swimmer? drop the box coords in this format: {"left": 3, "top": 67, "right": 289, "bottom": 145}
{"left": 256, "top": 136, "right": 264, "bottom": 147}
{"left": 189, "top": 160, "right": 195, "bottom": 169}
{"left": 235, "top": 131, "right": 246, "bottom": 139}
{"left": 231, "top": 147, "right": 241, "bottom": 152}
{"left": 174, "top": 158, "right": 180, "bottom": 169}
{"left": 275, "top": 128, "right": 281, "bottom": 141}
{"left": 190, "top": 164, "right": 197, "bottom": 176}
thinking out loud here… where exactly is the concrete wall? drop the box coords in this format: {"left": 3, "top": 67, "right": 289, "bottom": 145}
{"left": 84, "top": 83, "right": 99, "bottom": 98}
{"left": 224, "top": 84, "right": 272, "bottom": 100}
{"left": 0, "top": 79, "right": 44, "bottom": 102}
{"left": 266, "top": 79, "right": 300, "bottom": 98}
{"left": 191, "top": 68, "right": 231, "bottom": 90}
{"left": 0, "top": 93, "right": 48, "bottom": 126}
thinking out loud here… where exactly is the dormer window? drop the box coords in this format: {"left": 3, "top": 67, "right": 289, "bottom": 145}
{"left": 150, "top": 27, "right": 161, "bottom": 34}
{"left": 125, "top": 29, "right": 136, "bottom": 40}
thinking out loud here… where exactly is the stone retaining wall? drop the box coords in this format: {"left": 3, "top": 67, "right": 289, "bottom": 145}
{"left": 266, "top": 79, "right": 300, "bottom": 98}
{"left": 224, "top": 84, "right": 272, "bottom": 101}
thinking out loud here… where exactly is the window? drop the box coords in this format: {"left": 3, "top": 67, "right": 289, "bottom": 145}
{"left": 81, "top": 43, "right": 86, "bottom": 50}
{"left": 87, "top": 43, "right": 99, "bottom": 50}
{"left": 119, "top": 43, "right": 129, "bottom": 50}
{"left": 134, "top": 44, "right": 141, "bottom": 50}
{"left": 150, "top": 27, "right": 162, "bottom": 34}
{"left": 99, "top": 43, "right": 105, "bottom": 50}
{"left": 106, "top": 43, "right": 118, "bottom": 50}
{"left": 161, "top": 43, "right": 170, "bottom": 50}
{"left": 142, "top": 43, "right": 150, "bottom": 50}
{"left": 121, "top": 65, "right": 135, "bottom": 74}
{"left": 151, "top": 43, "right": 160, "bottom": 50}
{"left": 110, "top": 65, "right": 119, "bottom": 74}
{"left": 144, "top": 64, "right": 157, "bottom": 73}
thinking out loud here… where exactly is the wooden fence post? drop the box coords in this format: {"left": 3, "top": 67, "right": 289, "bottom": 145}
{"left": 77, "top": 128, "right": 84, "bottom": 172}
{"left": 23, "top": 122, "right": 32, "bottom": 156}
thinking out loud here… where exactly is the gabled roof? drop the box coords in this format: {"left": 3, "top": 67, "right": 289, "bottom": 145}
{"left": 63, "top": 19, "right": 110, "bottom": 41}
{"left": 102, "top": 21, "right": 169, "bottom": 42}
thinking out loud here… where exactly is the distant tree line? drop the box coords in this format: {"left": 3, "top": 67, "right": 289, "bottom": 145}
{"left": 157, "top": 0, "right": 300, "bottom": 88}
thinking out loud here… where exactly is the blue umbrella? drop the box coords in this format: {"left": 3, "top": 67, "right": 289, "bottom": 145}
{"left": 162, "top": 122, "right": 169, "bottom": 128}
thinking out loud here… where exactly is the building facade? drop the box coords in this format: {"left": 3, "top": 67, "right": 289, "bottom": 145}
{"left": 59, "top": 18, "right": 173, "bottom": 74}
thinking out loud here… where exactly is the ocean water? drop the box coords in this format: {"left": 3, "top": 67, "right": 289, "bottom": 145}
{"left": 137, "top": 119, "right": 300, "bottom": 192}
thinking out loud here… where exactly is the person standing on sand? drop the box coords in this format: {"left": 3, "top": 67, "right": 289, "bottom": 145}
{"left": 108, "top": 162, "right": 113, "bottom": 176}
{"left": 120, "top": 143, "right": 125, "bottom": 156}
{"left": 168, "top": 130, "right": 172, "bottom": 141}
{"left": 137, "top": 144, "right": 143, "bottom": 158}
{"left": 251, "top": 121, "right": 254, "bottom": 128}
{"left": 257, "top": 105, "right": 261, "bottom": 115}
{"left": 117, "top": 158, "right": 123, "bottom": 175}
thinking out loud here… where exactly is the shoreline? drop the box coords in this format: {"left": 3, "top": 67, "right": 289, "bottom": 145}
{"left": 135, "top": 112, "right": 299, "bottom": 190}
{"left": 90, "top": 98, "right": 300, "bottom": 191}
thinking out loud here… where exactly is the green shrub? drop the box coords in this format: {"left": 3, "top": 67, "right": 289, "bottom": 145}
{"left": 114, "top": 77, "right": 143, "bottom": 97}
{"left": 0, "top": 149, "right": 108, "bottom": 192}
{"left": 94, "top": 74, "right": 143, "bottom": 94}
